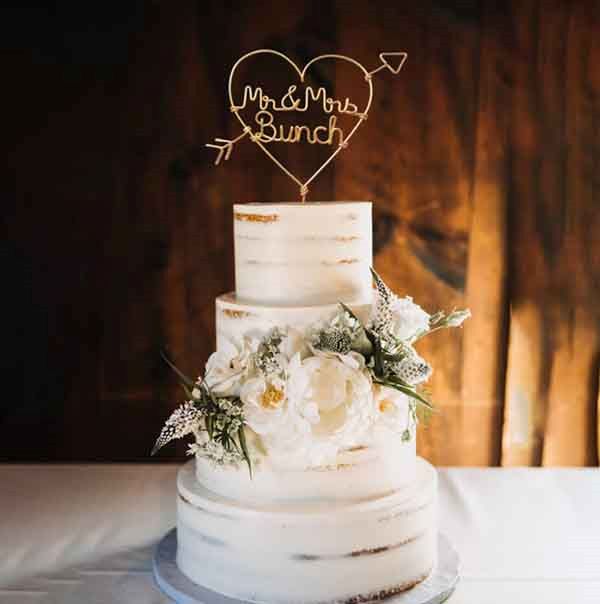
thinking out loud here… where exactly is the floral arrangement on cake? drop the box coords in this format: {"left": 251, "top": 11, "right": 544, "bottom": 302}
{"left": 152, "top": 270, "right": 470, "bottom": 474}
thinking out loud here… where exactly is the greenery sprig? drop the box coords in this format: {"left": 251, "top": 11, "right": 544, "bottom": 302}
{"left": 152, "top": 350, "right": 252, "bottom": 476}
{"left": 338, "top": 302, "right": 435, "bottom": 413}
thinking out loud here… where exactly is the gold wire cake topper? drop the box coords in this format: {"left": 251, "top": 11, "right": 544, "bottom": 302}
{"left": 207, "top": 49, "right": 408, "bottom": 202}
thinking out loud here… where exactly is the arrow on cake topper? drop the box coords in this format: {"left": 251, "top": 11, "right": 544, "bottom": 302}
{"left": 206, "top": 50, "right": 408, "bottom": 202}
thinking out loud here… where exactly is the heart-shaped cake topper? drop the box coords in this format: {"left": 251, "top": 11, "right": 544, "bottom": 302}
{"left": 207, "top": 49, "right": 407, "bottom": 202}
{"left": 379, "top": 52, "right": 408, "bottom": 74}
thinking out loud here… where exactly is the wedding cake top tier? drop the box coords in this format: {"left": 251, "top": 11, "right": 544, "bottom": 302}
{"left": 234, "top": 202, "right": 372, "bottom": 306}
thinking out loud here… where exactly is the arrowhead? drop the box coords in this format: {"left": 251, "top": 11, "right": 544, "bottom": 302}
{"left": 379, "top": 52, "right": 408, "bottom": 75}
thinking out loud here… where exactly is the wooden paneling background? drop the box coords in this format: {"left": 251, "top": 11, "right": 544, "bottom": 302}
{"left": 3, "top": 1, "right": 599, "bottom": 464}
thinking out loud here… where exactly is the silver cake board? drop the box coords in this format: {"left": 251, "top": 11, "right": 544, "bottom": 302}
{"left": 153, "top": 529, "right": 459, "bottom": 604}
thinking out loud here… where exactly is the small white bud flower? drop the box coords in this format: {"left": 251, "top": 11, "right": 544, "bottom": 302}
{"left": 445, "top": 309, "right": 471, "bottom": 327}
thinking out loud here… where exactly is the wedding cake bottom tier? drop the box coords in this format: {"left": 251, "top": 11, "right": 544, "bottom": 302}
{"left": 176, "top": 457, "right": 437, "bottom": 604}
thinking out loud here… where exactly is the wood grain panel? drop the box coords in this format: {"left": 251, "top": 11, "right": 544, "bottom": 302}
{"left": 541, "top": 0, "right": 600, "bottom": 465}
{"left": 460, "top": 0, "right": 512, "bottom": 466}
{"left": 501, "top": 0, "right": 560, "bottom": 466}
{"left": 502, "top": 0, "right": 600, "bottom": 466}
{"left": 335, "top": 2, "right": 481, "bottom": 465}
{"left": 2, "top": 0, "right": 599, "bottom": 464}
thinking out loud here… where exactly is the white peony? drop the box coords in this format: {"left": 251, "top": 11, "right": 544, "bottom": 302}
{"left": 372, "top": 384, "right": 410, "bottom": 432}
{"left": 388, "top": 296, "right": 430, "bottom": 342}
{"left": 282, "top": 352, "right": 374, "bottom": 465}
{"left": 204, "top": 336, "right": 258, "bottom": 396}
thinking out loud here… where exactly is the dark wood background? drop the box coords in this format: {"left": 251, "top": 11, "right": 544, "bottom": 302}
{"left": 3, "top": 1, "right": 599, "bottom": 465}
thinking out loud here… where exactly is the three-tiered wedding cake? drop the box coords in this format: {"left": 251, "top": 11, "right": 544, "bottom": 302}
{"left": 154, "top": 201, "right": 469, "bottom": 602}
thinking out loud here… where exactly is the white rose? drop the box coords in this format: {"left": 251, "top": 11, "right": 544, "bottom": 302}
{"left": 284, "top": 353, "right": 374, "bottom": 464}
{"left": 389, "top": 296, "right": 430, "bottom": 342}
{"left": 204, "top": 336, "right": 258, "bottom": 396}
{"left": 372, "top": 384, "right": 410, "bottom": 432}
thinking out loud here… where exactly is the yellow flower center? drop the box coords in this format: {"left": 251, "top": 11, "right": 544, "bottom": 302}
{"left": 379, "top": 399, "right": 394, "bottom": 413}
{"left": 260, "top": 384, "right": 284, "bottom": 409}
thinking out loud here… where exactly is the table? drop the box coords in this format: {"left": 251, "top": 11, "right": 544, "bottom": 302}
{"left": 1, "top": 464, "right": 599, "bottom": 603}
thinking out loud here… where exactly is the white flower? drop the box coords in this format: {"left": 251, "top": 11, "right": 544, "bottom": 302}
{"left": 369, "top": 270, "right": 430, "bottom": 343}
{"left": 281, "top": 353, "right": 374, "bottom": 464}
{"left": 388, "top": 296, "right": 430, "bottom": 342}
{"left": 199, "top": 440, "right": 244, "bottom": 466}
{"left": 187, "top": 442, "right": 202, "bottom": 456}
{"left": 240, "top": 373, "right": 288, "bottom": 436}
{"left": 204, "top": 336, "right": 258, "bottom": 396}
{"left": 372, "top": 384, "right": 410, "bottom": 432}
{"left": 310, "top": 346, "right": 366, "bottom": 370}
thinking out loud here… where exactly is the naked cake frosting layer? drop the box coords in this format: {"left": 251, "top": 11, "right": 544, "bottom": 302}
{"left": 170, "top": 202, "right": 440, "bottom": 603}
{"left": 233, "top": 202, "right": 373, "bottom": 306}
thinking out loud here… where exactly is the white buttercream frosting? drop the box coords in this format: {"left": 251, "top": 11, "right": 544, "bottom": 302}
{"left": 216, "top": 293, "right": 371, "bottom": 352}
{"left": 196, "top": 425, "right": 416, "bottom": 504}
{"left": 177, "top": 457, "right": 437, "bottom": 603}
{"left": 234, "top": 202, "right": 372, "bottom": 306}
{"left": 173, "top": 201, "right": 438, "bottom": 603}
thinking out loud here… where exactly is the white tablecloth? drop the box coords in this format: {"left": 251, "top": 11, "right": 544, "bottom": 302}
{"left": 1, "top": 464, "right": 599, "bottom": 603}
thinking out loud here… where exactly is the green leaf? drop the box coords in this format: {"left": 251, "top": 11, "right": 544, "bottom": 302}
{"left": 374, "top": 377, "right": 435, "bottom": 411}
{"left": 351, "top": 331, "right": 373, "bottom": 356}
{"left": 416, "top": 404, "right": 434, "bottom": 425}
{"left": 180, "top": 383, "right": 193, "bottom": 400}
{"left": 339, "top": 301, "right": 373, "bottom": 357}
{"left": 383, "top": 351, "right": 407, "bottom": 363}
{"left": 206, "top": 414, "right": 214, "bottom": 439}
{"left": 229, "top": 436, "right": 241, "bottom": 453}
{"left": 161, "top": 349, "right": 195, "bottom": 389}
{"left": 384, "top": 374, "right": 413, "bottom": 389}
{"left": 368, "top": 332, "right": 384, "bottom": 378}
{"left": 238, "top": 426, "right": 253, "bottom": 478}
{"left": 207, "top": 387, "right": 219, "bottom": 409}
{"left": 429, "top": 311, "right": 446, "bottom": 326}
